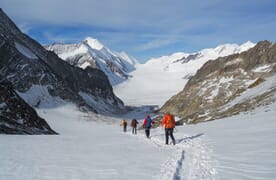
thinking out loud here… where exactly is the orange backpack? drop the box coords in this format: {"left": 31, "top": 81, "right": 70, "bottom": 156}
{"left": 162, "top": 114, "right": 175, "bottom": 129}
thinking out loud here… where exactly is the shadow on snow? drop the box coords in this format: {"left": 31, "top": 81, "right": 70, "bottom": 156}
{"left": 176, "top": 133, "right": 204, "bottom": 144}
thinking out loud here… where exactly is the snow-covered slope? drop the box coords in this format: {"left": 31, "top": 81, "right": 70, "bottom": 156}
{"left": 0, "top": 100, "right": 275, "bottom": 179}
{"left": 46, "top": 38, "right": 138, "bottom": 85}
{"left": 114, "top": 41, "right": 255, "bottom": 107}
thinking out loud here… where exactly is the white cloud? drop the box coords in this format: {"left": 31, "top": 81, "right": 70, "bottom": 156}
{"left": 42, "top": 32, "right": 86, "bottom": 44}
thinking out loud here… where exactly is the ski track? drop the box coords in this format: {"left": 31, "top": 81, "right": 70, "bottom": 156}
{"left": 125, "top": 128, "right": 217, "bottom": 180}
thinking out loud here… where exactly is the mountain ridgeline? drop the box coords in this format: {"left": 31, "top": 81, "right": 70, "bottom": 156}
{"left": 0, "top": 9, "right": 125, "bottom": 134}
{"left": 45, "top": 38, "right": 137, "bottom": 85}
{"left": 160, "top": 41, "right": 276, "bottom": 124}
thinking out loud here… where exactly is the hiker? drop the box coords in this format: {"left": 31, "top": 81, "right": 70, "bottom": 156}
{"left": 131, "top": 118, "right": 139, "bottom": 134}
{"left": 161, "top": 112, "right": 176, "bottom": 145}
{"left": 143, "top": 115, "right": 154, "bottom": 138}
{"left": 120, "top": 119, "right": 127, "bottom": 132}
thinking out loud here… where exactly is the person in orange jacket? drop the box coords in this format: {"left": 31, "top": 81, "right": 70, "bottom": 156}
{"left": 120, "top": 119, "right": 127, "bottom": 132}
{"left": 161, "top": 112, "right": 176, "bottom": 145}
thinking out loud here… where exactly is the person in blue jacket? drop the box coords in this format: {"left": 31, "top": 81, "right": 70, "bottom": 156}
{"left": 143, "top": 115, "right": 154, "bottom": 138}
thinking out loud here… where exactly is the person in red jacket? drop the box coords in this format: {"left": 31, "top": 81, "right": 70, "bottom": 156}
{"left": 161, "top": 112, "right": 176, "bottom": 145}
{"left": 131, "top": 118, "right": 139, "bottom": 134}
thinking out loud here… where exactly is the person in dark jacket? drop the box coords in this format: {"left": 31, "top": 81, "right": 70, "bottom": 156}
{"left": 143, "top": 115, "right": 154, "bottom": 138}
{"left": 131, "top": 118, "right": 139, "bottom": 134}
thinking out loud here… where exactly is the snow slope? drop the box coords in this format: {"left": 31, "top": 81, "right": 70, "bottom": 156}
{"left": 0, "top": 104, "right": 172, "bottom": 180}
{"left": 183, "top": 103, "right": 276, "bottom": 179}
{"left": 0, "top": 101, "right": 275, "bottom": 179}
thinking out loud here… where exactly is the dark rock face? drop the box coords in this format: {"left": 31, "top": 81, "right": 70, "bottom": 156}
{"left": 0, "top": 82, "right": 57, "bottom": 134}
{"left": 160, "top": 41, "right": 276, "bottom": 124}
{"left": 0, "top": 8, "right": 124, "bottom": 114}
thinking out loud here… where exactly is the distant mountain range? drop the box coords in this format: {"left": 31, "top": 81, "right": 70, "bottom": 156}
{"left": 145, "top": 41, "right": 256, "bottom": 73}
{"left": 45, "top": 38, "right": 138, "bottom": 85}
{"left": 114, "top": 41, "right": 257, "bottom": 107}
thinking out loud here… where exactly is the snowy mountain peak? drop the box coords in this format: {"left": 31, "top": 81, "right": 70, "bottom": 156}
{"left": 46, "top": 38, "right": 137, "bottom": 85}
{"left": 83, "top": 37, "right": 104, "bottom": 50}
{"left": 145, "top": 42, "right": 256, "bottom": 70}
{"left": 239, "top": 41, "right": 256, "bottom": 51}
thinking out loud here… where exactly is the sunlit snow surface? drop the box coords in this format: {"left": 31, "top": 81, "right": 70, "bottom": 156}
{"left": 0, "top": 102, "right": 275, "bottom": 180}
{"left": 114, "top": 63, "right": 189, "bottom": 107}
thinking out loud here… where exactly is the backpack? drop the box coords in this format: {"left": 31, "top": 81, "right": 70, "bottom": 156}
{"left": 163, "top": 114, "right": 175, "bottom": 128}
{"left": 145, "top": 117, "right": 152, "bottom": 128}
{"left": 131, "top": 119, "right": 137, "bottom": 127}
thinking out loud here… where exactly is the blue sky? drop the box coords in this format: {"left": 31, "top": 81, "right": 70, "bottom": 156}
{"left": 1, "top": 0, "right": 276, "bottom": 63}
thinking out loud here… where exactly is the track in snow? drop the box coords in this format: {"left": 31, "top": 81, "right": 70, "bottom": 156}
{"left": 130, "top": 128, "right": 217, "bottom": 180}
{"left": 82, "top": 107, "right": 218, "bottom": 180}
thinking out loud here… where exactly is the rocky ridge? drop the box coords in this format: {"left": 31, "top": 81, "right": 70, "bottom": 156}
{"left": 160, "top": 41, "right": 276, "bottom": 124}
{"left": 0, "top": 8, "right": 124, "bottom": 114}
{"left": 0, "top": 81, "right": 57, "bottom": 134}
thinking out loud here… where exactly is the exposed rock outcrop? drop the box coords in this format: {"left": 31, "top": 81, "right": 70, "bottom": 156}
{"left": 160, "top": 41, "right": 276, "bottom": 124}
{"left": 0, "top": 8, "right": 124, "bottom": 114}
{"left": 0, "top": 81, "right": 57, "bottom": 134}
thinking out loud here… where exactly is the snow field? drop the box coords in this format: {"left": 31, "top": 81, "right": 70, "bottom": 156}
{"left": 1, "top": 101, "right": 275, "bottom": 179}
{"left": 0, "top": 103, "right": 220, "bottom": 180}
{"left": 125, "top": 126, "right": 217, "bottom": 180}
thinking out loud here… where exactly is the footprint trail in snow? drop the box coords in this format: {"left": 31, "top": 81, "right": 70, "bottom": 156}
{"left": 130, "top": 127, "right": 218, "bottom": 180}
